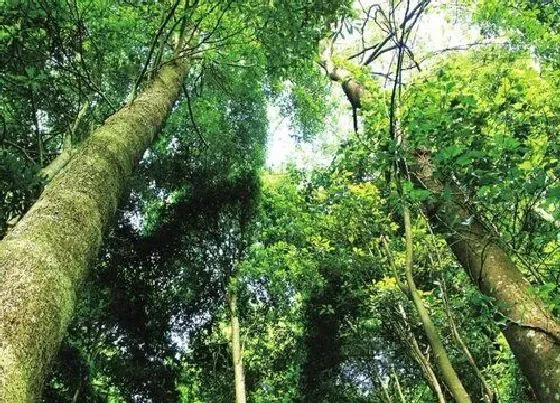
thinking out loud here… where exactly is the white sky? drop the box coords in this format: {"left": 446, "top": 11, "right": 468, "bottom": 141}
{"left": 264, "top": 0, "right": 483, "bottom": 170}
{"left": 265, "top": 88, "right": 352, "bottom": 170}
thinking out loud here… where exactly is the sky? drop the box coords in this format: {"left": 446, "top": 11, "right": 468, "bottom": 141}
{"left": 264, "top": 87, "right": 352, "bottom": 170}
{"left": 264, "top": 0, "right": 483, "bottom": 171}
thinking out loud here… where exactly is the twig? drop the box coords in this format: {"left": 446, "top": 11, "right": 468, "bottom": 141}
{"left": 132, "top": 0, "right": 182, "bottom": 100}
{"left": 4, "top": 141, "right": 36, "bottom": 163}
{"left": 182, "top": 84, "right": 208, "bottom": 148}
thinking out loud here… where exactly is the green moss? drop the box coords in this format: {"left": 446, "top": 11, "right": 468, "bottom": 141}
{"left": 0, "top": 60, "right": 189, "bottom": 402}
{"left": 0, "top": 238, "right": 76, "bottom": 401}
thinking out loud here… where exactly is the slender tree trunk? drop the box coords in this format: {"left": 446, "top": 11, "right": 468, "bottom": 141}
{"left": 383, "top": 236, "right": 458, "bottom": 402}
{"left": 391, "top": 369, "right": 407, "bottom": 403}
{"left": 228, "top": 286, "right": 247, "bottom": 403}
{"left": 450, "top": 319, "right": 495, "bottom": 402}
{"left": 403, "top": 205, "right": 471, "bottom": 403}
{"left": 40, "top": 133, "right": 74, "bottom": 180}
{"left": 408, "top": 332, "right": 447, "bottom": 403}
{"left": 41, "top": 99, "right": 89, "bottom": 180}
{"left": 440, "top": 275, "right": 495, "bottom": 402}
{"left": 322, "top": 59, "right": 560, "bottom": 402}
{"left": 396, "top": 303, "right": 447, "bottom": 403}
{"left": 0, "top": 59, "right": 189, "bottom": 402}
{"left": 376, "top": 373, "right": 392, "bottom": 403}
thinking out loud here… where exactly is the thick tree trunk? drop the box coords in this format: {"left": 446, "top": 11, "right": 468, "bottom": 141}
{"left": 0, "top": 59, "right": 189, "bottom": 402}
{"left": 228, "top": 289, "right": 247, "bottom": 403}
{"left": 412, "top": 154, "right": 560, "bottom": 403}
{"left": 322, "top": 61, "right": 560, "bottom": 402}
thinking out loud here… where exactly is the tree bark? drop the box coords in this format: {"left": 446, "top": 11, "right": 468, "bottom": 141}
{"left": 403, "top": 205, "right": 471, "bottom": 402}
{"left": 228, "top": 287, "right": 247, "bottom": 403}
{"left": 412, "top": 154, "right": 560, "bottom": 403}
{"left": 322, "top": 60, "right": 560, "bottom": 402}
{"left": 0, "top": 59, "right": 189, "bottom": 402}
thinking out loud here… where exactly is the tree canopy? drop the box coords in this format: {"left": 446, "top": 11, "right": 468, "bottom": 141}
{"left": 1, "top": 0, "right": 560, "bottom": 402}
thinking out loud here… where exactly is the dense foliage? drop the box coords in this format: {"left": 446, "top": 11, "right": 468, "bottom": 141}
{"left": 1, "top": 0, "right": 560, "bottom": 401}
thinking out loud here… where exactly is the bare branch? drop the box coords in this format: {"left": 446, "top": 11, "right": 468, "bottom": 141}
{"left": 3, "top": 141, "right": 36, "bottom": 163}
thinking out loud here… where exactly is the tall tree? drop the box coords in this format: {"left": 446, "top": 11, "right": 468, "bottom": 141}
{"left": 0, "top": 56, "right": 190, "bottom": 402}
{"left": 318, "top": 2, "right": 560, "bottom": 400}
{"left": 0, "top": 1, "right": 351, "bottom": 400}
{"left": 229, "top": 277, "right": 247, "bottom": 403}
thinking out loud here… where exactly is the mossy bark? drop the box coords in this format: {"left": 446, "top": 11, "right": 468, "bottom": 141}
{"left": 413, "top": 154, "right": 560, "bottom": 402}
{"left": 0, "top": 59, "right": 189, "bottom": 402}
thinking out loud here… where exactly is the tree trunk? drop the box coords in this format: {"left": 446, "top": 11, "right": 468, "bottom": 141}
{"left": 322, "top": 59, "right": 560, "bottom": 402}
{"left": 412, "top": 154, "right": 560, "bottom": 403}
{"left": 407, "top": 329, "right": 447, "bottom": 403}
{"left": 395, "top": 302, "right": 447, "bottom": 403}
{"left": 228, "top": 288, "right": 247, "bottom": 403}
{"left": 403, "top": 205, "right": 471, "bottom": 402}
{"left": 384, "top": 219, "right": 467, "bottom": 401}
{"left": 391, "top": 369, "right": 407, "bottom": 403}
{"left": 0, "top": 59, "right": 189, "bottom": 402}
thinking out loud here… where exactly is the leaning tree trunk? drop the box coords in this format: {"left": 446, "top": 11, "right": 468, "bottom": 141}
{"left": 412, "top": 154, "right": 560, "bottom": 403}
{"left": 0, "top": 59, "right": 189, "bottom": 402}
{"left": 403, "top": 205, "right": 471, "bottom": 402}
{"left": 321, "top": 59, "right": 560, "bottom": 402}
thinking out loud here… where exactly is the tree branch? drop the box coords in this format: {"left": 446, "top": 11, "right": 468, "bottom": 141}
{"left": 182, "top": 84, "right": 208, "bottom": 148}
